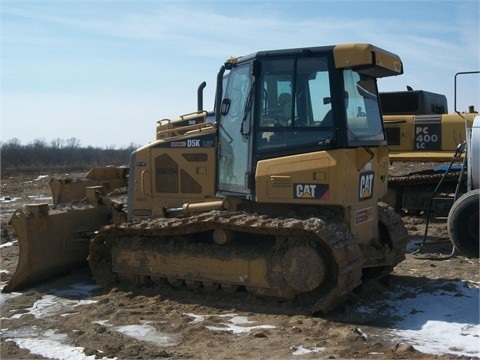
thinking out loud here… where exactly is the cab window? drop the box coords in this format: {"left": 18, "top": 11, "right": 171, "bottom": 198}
{"left": 343, "top": 70, "right": 385, "bottom": 142}
{"left": 257, "top": 56, "right": 334, "bottom": 152}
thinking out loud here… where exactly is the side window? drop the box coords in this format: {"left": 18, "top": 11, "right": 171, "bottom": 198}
{"left": 344, "top": 70, "right": 384, "bottom": 141}
{"left": 259, "top": 59, "right": 294, "bottom": 128}
{"left": 257, "top": 56, "right": 334, "bottom": 152}
{"left": 306, "top": 70, "right": 332, "bottom": 126}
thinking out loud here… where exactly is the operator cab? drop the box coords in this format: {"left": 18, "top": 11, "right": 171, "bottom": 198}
{"left": 216, "top": 44, "right": 402, "bottom": 197}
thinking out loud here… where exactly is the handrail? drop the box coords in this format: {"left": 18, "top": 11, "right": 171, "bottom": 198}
{"left": 156, "top": 122, "right": 215, "bottom": 139}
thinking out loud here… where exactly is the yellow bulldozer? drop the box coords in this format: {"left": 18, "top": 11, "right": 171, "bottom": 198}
{"left": 4, "top": 44, "right": 408, "bottom": 314}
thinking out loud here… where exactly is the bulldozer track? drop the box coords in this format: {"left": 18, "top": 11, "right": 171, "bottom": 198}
{"left": 377, "top": 202, "right": 409, "bottom": 266}
{"left": 89, "top": 211, "right": 366, "bottom": 314}
{"left": 89, "top": 205, "right": 407, "bottom": 314}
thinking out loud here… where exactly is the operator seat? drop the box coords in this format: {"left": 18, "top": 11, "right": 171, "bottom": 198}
{"left": 278, "top": 93, "right": 292, "bottom": 125}
{"left": 321, "top": 91, "right": 349, "bottom": 126}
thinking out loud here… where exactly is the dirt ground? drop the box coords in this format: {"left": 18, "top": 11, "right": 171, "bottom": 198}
{"left": 0, "top": 168, "right": 478, "bottom": 359}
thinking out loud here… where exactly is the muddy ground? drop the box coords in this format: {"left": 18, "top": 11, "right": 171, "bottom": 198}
{"left": 0, "top": 168, "right": 478, "bottom": 359}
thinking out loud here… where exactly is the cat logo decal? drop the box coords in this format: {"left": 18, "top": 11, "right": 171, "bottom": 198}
{"left": 293, "top": 184, "right": 329, "bottom": 200}
{"left": 359, "top": 171, "right": 374, "bottom": 200}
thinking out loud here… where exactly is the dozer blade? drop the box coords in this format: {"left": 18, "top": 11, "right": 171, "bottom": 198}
{"left": 2, "top": 187, "right": 114, "bottom": 293}
{"left": 50, "top": 167, "right": 128, "bottom": 205}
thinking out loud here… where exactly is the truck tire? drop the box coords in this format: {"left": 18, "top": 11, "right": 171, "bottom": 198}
{"left": 447, "top": 189, "right": 479, "bottom": 258}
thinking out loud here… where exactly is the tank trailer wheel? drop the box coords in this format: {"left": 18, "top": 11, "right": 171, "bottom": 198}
{"left": 448, "top": 189, "right": 479, "bottom": 258}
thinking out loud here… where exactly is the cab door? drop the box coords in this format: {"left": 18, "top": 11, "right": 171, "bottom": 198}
{"left": 217, "top": 63, "right": 253, "bottom": 197}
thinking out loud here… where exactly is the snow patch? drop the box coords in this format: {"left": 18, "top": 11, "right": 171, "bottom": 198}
{"left": 390, "top": 281, "right": 480, "bottom": 357}
{"left": 8, "top": 282, "right": 99, "bottom": 319}
{"left": 27, "top": 194, "right": 52, "bottom": 202}
{"left": 92, "top": 320, "right": 179, "bottom": 347}
{"left": 291, "top": 345, "right": 326, "bottom": 355}
{"left": 0, "top": 196, "right": 19, "bottom": 203}
{"left": 115, "top": 322, "right": 179, "bottom": 347}
{"left": 184, "top": 313, "right": 275, "bottom": 334}
{"left": 358, "top": 279, "right": 480, "bottom": 357}
{"left": 4, "top": 328, "right": 112, "bottom": 360}
{"left": 184, "top": 313, "right": 205, "bottom": 324}
{"left": 34, "top": 175, "right": 49, "bottom": 181}
{"left": 0, "top": 240, "right": 17, "bottom": 248}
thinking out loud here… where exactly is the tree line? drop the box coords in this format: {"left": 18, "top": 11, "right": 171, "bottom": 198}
{"left": 1, "top": 138, "right": 138, "bottom": 174}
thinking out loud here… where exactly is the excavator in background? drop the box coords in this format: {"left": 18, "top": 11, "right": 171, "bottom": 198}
{"left": 381, "top": 89, "right": 474, "bottom": 162}
{"left": 381, "top": 89, "right": 476, "bottom": 215}
{"left": 381, "top": 71, "right": 479, "bottom": 257}
{"left": 381, "top": 82, "right": 477, "bottom": 163}
{"left": 3, "top": 44, "right": 408, "bottom": 314}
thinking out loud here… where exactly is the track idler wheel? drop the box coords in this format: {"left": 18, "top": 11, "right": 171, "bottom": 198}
{"left": 281, "top": 246, "right": 326, "bottom": 292}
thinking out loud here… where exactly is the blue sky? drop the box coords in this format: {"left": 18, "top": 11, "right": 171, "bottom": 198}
{"left": 1, "top": 0, "right": 479, "bottom": 148}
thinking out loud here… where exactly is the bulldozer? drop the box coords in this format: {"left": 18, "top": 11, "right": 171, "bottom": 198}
{"left": 4, "top": 43, "right": 408, "bottom": 314}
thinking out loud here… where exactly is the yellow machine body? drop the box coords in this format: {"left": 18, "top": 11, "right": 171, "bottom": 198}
{"left": 384, "top": 112, "right": 476, "bottom": 162}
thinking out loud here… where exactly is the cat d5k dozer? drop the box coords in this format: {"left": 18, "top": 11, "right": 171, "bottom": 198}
{"left": 5, "top": 44, "right": 408, "bottom": 314}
